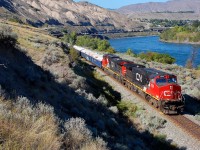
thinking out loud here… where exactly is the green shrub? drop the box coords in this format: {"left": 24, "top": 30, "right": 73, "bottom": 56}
{"left": 126, "top": 48, "right": 136, "bottom": 56}
{"left": 160, "top": 28, "right": 176, "bottom": 41}
{"left": 117, "top": 101, "right": 138, "bottom": 117}
{"left": 155, "top": 134, "right": 167, "bottom": 143}
{"left": 106, "top": 47, "right": 116, "bottom": 54}
{"left": 138, "top": 52, "right": 175, "bottom": 64}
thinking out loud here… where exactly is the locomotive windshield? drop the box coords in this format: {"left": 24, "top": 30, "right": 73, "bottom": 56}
{"left": 156, "top": 78, "right": 167, "bottom": 86}
{"left": 156, "top": 77, "right": 177, "bottom": 86}
{"left": 168, "top": 78, "right": 177, "bottom": 84}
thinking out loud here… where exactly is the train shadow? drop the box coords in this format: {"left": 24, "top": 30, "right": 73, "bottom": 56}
{"left": 73, "top": 60, "right": 121, "bottom": 106}
{"left": 182, "top": 94, "right": 200, "bottom": 115}
{"left": 0, "top": 46, "right": 186, "bottom": 150}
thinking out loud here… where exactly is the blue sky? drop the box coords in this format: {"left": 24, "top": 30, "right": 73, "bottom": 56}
{"left": 74, "top": 0, "right": 168, "bottom": 9}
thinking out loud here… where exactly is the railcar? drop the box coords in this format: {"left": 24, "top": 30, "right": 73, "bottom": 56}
{"left": 73, "top": 45, "right": 184, "bottom": 114}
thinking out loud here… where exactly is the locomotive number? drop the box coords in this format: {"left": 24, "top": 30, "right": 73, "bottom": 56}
{"left": 136, "top": 73, "right": 142, "bottom": 82}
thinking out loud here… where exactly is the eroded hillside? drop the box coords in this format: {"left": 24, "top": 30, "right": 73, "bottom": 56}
{"left": 0, "top": 0, "right": 143, "bottom": 33}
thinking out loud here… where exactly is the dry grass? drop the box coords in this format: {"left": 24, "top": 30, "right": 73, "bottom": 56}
{"left": 0, "top": 97, "right": 61, "bottom": 150}
{"left": 80, "top": 138, "right": 108, "bottom": 150}
{"left": 0, "top": 20, "right": 110, "bottom": 150}
{"left": 0, "top": 20, "right": 59, "bottom": 61}
{"left": 64, "top": 118, "right": 108, "bottom": 150}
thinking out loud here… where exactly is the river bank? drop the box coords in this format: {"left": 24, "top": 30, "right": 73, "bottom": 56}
{"left": 160, "top": 39, "right": 200, "bottom": 45}
{"left": 103, "top": 31, "right": 159, "bottom": 39}
{"left": 109, "top": 36, "right": 200, "bottom": 67}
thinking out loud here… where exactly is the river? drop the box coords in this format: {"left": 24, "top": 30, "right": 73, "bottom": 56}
{"left": 109, "top": 36, "right": 200, "bottom": 67}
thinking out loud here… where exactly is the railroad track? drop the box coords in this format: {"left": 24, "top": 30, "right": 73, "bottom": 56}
{"left": 95, "top": 66, "right": 200, "bottom": 142}
{"left": 168, "top": 115, "right": 200, "bottom": 141}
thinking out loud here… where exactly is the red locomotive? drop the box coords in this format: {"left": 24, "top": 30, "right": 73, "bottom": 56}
{"left": 74, "top": 46, "right": 184, "bottom": 114}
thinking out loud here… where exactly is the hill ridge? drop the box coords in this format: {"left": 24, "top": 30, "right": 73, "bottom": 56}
{"left": 0, "top": 0, "right": 142, "bottom": 33}
{"left": 117, "top": 0, "right": 200, "bottom": 20}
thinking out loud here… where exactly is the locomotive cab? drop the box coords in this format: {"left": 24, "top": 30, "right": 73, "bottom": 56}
{"left": 147, "top": 72, "right": 184, "bottom": 113}
{"left": 150, "top": 75, "right": 181, "bottom": 100}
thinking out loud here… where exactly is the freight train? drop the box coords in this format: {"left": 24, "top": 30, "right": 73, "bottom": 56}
{"left": 73, "top": 45, "right": 184, "bottom": 114}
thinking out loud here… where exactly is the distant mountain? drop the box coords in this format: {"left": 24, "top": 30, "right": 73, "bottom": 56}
{"left": 0, "top": 0, "right": 143, "bottom": 33}
{"left": 117, "top": 0, "right": 200, "bottom": 20}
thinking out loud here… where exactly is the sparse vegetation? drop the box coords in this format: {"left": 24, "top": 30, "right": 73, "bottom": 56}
{"left": 0, "top": 25, "right": 18, "bottom": 47}
{"left": 42, "top": 46, "right": 62, "bottom": 66}
{"left": 8, "top": 17, "right": 23, "bottom": 24}
{"left": 131, "top": 104, "right": 167, "bottom": 132}
{"left": 64, "top": 118, "right": 107, "bottom": 150}
{"left": 0, "top": 96, "right": 61, "bottom": 150}
{"left": 185, "top": 59, "right": 193, "bottom": 69}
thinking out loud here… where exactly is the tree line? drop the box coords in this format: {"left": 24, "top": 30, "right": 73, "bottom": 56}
{"left": 62, "top": 32, "right": 115, "bottom": 53}
{"left": 160, "top": 20, "right": 200, "bottom": 43}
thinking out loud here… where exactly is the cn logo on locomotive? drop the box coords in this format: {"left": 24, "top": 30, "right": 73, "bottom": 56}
{"left": 136, "top": 73, "right": 143, "bottom": 82}
{"left": 164, "top": 91, "right": 172, "bottom": 97}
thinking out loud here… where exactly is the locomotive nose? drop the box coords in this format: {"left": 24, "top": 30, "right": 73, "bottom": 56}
{"left": 161, "top": 84, "right": 182, "bottom": 100}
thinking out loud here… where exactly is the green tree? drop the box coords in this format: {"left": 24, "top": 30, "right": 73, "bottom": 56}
{"left": 106, "top": 47, "right": 116, "bottom": 54}
{"left": 76, "top": 35, "right": 115, "bottom": 53}
{"left": 97, "top": 40, "right": 110, "bottom": 51}
{"left": 70, "top": 31, "right": 77, "bottom": 45}
{"left": 69, "top": 47, "right": 79, "bottom": 62}
{"left": 192, "top": 20, "right": 200, "bottom": 28}
{"left": 62, "top": 32, "right": 77, "bottom": 45}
